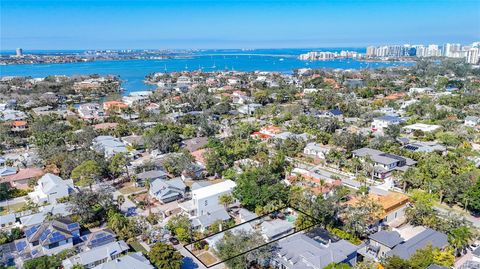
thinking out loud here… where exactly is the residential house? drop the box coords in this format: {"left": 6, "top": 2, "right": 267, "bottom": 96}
{"left": 0, "top": 110, "right": 27, "bottom": 122}
{"left": 303, "top": 142, "right": 332, "bottom": 159}
{"left": 102, "top": 101, "right": 128, "bottom": 113}
{"left": 403, "top": 141, "right": 446, "bottom": 153}
{"left": 352, "top": 148, "right": 416, "bottom": 179}
{"left": 92, "top": 136, "right": 128, "bottom": 158}
{"left": 183, "top": 137, "right": 208, "bottom": 153}
{"left": 371, "top": 115, "right": 404, "bottom": 134}
{"left": 149, "top": 178, "right": 186, "bottom": 204}
{"left": 403, "top": 123, "right": 441, "bottom": 134}
{"left": 78, "top": 103, "right": 104, "bottom": 121}
{"left": 179, "top": 180, "right": 236, "bottom": 230}
{"left": 62, "top": 240, "right": 129, "bottom": 269}
{"left": 121, "top": 135, "right": 145, "bottom": 150}
{"left": 0, "top": 167, "right": 44, "bottom": 189}
{"left": 91, "top": 252, "right": 154, "bottom": 269}
{"left": 386, "top": 228, "right": 448, "bottom": 259}
{"left": 20, "top": 203, "right": 71, "bottom": 227}
{"left": 408, "top": 87, "right": 434, "bottom": 95}
{"left": 14, "top": 218, "right": 80, "bottom": 263}
{"left": 323, "top": 108, "right": 343, "bottom": 118}
{"left": 271, "top": 228, "right": 359, "bottom": 269}
{"left": 364, "top": 230, "right": 404, "bottom": 259}
{"left": 261, "top": 219, "right": 294, "bottom": 241}
{"left": 238, "top": 103, "right": 262, "bottom": 115}
{"left": 11, "top": 120, "right": 28, "bottom": 132}
{"left": 136, "top": 169, "right": 169, "bottom": 184}
{"left": 28, "top": 173, "right": 75, "bottom": 204}
{"left": 465, "top": 116, "right": 480, "bottom": 128}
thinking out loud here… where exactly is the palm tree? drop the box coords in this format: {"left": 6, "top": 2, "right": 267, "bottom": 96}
{"left": 218, "top": 194, "right": 234, "bottom": 211}
{"left": 448, "top": 226, "right": 473, "bottom": 256}
{"left": 117, "top": 195, "right": 125, "bottom": 207}
{"left": 144, "top": 180, "right": 152, "bottom": 215}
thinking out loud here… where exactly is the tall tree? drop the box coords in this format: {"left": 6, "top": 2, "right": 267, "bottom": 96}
{"left": 148, "top": 242, "right": 183, "bottom": 269}
{"left": 71, "top": 160, "right": 101, "bottom": 188}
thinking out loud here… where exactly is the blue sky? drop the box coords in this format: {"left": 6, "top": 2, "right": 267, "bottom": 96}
{"left": 1, "top": 0, "right": 479, "bottom": 50}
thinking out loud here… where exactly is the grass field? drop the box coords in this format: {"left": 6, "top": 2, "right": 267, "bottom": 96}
{"left": 129, "top": 240, "right": 148, "bottom": 254}
{"left": 197, "top": 252, "right": 218, "bottom": 266}
{"left": 0, "top": 202, "right": 26, "bottom": 215}
{"left": 118, "top": 182, "right": 146, "bottom": 195}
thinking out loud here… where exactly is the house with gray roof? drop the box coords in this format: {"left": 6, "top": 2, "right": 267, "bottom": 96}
{"left": 149, "top": 178, "right": 186, "bottom": 204}
{"left": 62, "top": 240, "right": 129, "bottom": 269}
{"left": 192, "top": 208, "right": 231, "bottom": 231}
{"left": 386, "top": 228, "right": 448, "bottom": 259}
{"left": 183, "top": 137, "right": 208, "bottom": 152}
{"left": 403, "top": 141, "right": 446, "bottom": 153}
{"left": 261, "top": 219, "right": 294, "bottom": 241}
{"left": 136, "top": 169, "right": 169, "bottom": 184}
{"left": 92, "top": 136, "right": 128, "bottom": 158}
{"left": 28, "top": 173, "right": 75, "bottom": 204}
{"left": 352, "top": 147, "right": 416, "bottom": 179}
{"left": 366, "top": 230, "right": 404, "bottom": 259}
{"left": 20, "top": 203, "right": 70, "bottom": 227}
{"left": 91, "top": 252, "right": 154, "bottom": 269}
{"left": 271, "top": 232, "right": 359, "bottom": 269}
{"left": 13, "top": 218, "right": 80, "bottom": 265}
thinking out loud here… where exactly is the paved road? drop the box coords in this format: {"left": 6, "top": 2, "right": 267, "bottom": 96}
{"left": 434, "top": 206, "right": 480, "bottom": 228}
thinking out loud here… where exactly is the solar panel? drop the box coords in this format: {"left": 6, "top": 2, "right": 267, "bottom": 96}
{"left": 25, "top": 225, "right": 39, "bottom": 237}
{"left": 67, "top": 223, "right": 79, "bottom": 230}
{"left": 91, "top": 234, "right": 113, "bottom": 247}
{"left": 15, "top": 241, "right": 27, "bottom": 252}
{"left": 31, "top": 249, "right": 38, "bottom": 256}
{"left": 39, "top": 229, "right": 51, "bottom": 241}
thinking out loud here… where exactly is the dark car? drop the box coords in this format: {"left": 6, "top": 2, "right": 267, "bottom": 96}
{"left": 169, "top": 237, "right": 179, "bottom": 245}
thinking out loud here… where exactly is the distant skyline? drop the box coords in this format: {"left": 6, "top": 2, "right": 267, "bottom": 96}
{"left": 1, "top": 0, "right": 479, "bottom": 50}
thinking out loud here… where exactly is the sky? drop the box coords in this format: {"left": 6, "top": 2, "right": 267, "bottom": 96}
{"left": 1, "top": 0, "right": 479, "bottom": 50}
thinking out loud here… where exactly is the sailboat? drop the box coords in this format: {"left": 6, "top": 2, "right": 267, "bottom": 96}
{"left": 212, "top": 61, "right": 216, "bottom": 68}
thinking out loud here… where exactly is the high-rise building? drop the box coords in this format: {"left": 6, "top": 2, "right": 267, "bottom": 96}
{"left": 15, "top": 48, "right": 23, "bottom": 57}
{"left": 466, "top": 47, "right": 479, "bottom": 64}
{"left": 366, "top": 46, "right": 376, "bottom": 57}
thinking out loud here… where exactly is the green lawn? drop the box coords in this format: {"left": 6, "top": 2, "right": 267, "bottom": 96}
{"left": 118, "top": 183, "right": 146, "bottom": 195}
{"left": 129, "top": 240, "right": 148, "bottom": 254}
{"left": 0, "top": 202, "right": 26, "bottom": 215}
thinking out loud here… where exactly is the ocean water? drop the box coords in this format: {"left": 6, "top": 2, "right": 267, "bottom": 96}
{"left": 0, "top": 49, "right": 413, "bottom": 94}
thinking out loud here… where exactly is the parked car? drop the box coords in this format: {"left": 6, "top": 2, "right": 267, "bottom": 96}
{"left": 169, "top": 237, "right": 179, "bottom": 245}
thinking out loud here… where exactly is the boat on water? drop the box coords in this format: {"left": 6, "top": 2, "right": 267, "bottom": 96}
{"left": 279, "top": 58, "right": 284, "bottom": 61}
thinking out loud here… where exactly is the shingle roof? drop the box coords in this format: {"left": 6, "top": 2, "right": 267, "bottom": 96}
{"left": 369, "top": 230, "right": 403, "bottom": 248}
{"left": 387, "top": 228, "right": 448, "bottom": 259}
{"left": 92, "top": 252, "right": 153, "bottom": 269}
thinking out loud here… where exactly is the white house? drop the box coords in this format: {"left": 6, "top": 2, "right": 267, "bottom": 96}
{"left": 238, "top": 104, "right": 262, "bottom": 115}
{"left": 465, "top": 116, "right": 480, "bottom": 127}
{"left": 403, "top": 123, "right": 441, "bottom": 134}
{"left": 371, "top": 115, "right": 403, "bottom": 134}
{"left": 28, "top": 173, "right": 75, "bottom": 204}
{"left": 179, "top": 180, "right": 236, "bottom": 218}
{"left": 92, "top": 136, "right": 128, "bottom": 158}
{"left": 303, "top": 142, "right": 332, "bottom": 159}
{"left": 148, "top": 178, "right": 186, "bottom": 204}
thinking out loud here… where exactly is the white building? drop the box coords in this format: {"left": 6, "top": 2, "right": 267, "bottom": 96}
{"left": 465, "top": 116, "right": 480, "bottom": 127}
{"left": 179, "top": 180, "right": 236, "bottom": 218}
{"left": 303, "top": 142, "right": 332, "bottom": 159}
{"left": 371, "top": 116, "right": 403, "bottom": 134}
{"left": 28, "top": 173, "right": 75, "bottom": 204}
{"left": 403, "top": 123, "right": 441, "bottom": 134}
